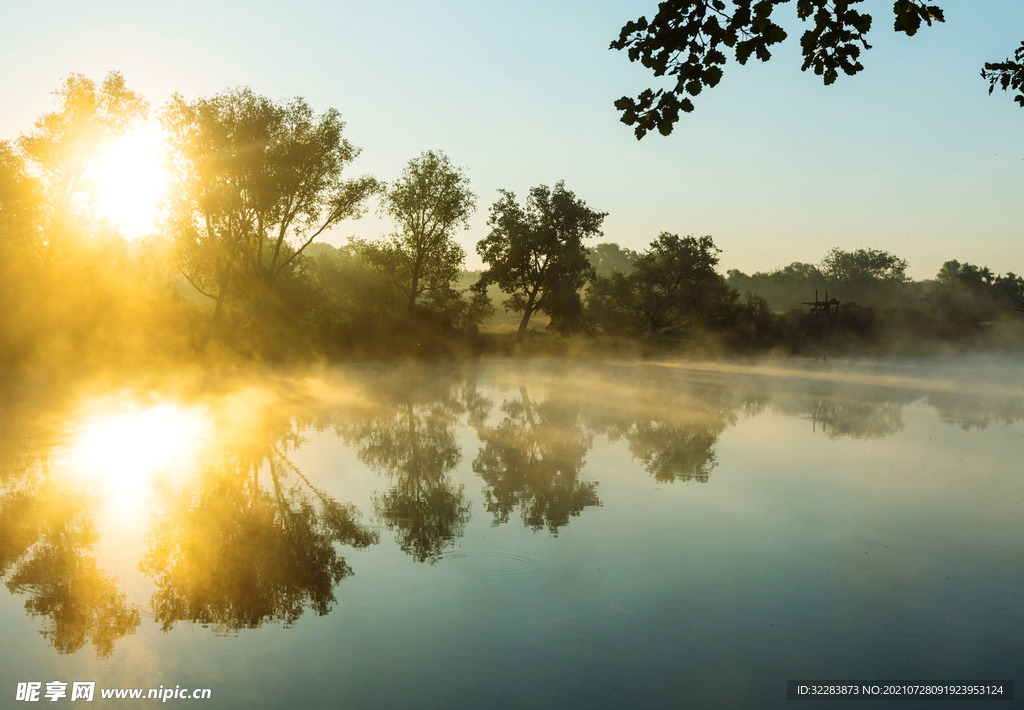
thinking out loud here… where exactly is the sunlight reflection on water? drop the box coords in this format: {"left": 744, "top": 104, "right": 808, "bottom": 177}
{"left": 0, "top": 361, "right": 1020, "bottom": 708}
{"left": 61, "top": 403, "right": 210, "bottom": 515}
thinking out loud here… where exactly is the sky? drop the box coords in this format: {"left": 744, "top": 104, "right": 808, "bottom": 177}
{"left": 1, "top": 0, "right": 1021, "bottom": 279}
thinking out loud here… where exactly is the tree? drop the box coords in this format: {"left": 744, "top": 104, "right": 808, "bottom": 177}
{"left": 819, "top": 246, "right": 910, "bottom": 306}
{"left": 355, "top": 150, "right": 475, "bottom": 316}
{"left": 164, "top": 89, "right": 275, "bottom": 327}
{"left": 611, "top": 1, "right": 968, "bottom": 138}
{"left": 728, "top": 248, "right": 911, "bottom": 310}
{"left": 726, "top": 261, "right": 826, "bottom": 311}
{"left": 163, "top": 88, "right": 375, "bottom": 329}
{"left": 821, "top": 246, "right": 907, "bottom": 284}
{"left": 588, "top": 233, "right": 732, "bottom": 337}
{"left": 0, "top": 73, "right": 158, "bottom": 370}
{"left": 250, "top": 102, "right": 377, "bottom": 290}
{"left": 0, "top": 142, "right": 41, "bottom": 262}
{"left": 929, "top": 259, "right": 1024, "bottom": 324}
{"left": 10, "top": 72, "right": 148, "bottom": 262}
{"left": 305, "top": 243, "right": 406, "bottom": 342}
{"left": 475, "top": 181, "right": 606, "bottom": 340}
{"left": 589, "top": 242, "right": 638, "bottom": 278}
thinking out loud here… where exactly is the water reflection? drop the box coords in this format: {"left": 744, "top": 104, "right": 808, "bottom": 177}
{"left": 804, "top": 398, "right": 906, "bottom": 439}
{"left": 764, "top": 379, "right": 913, "bottom": 440}
{"left": 473, "top": 385, "right": 599, "bottom": 533}
{"left": 768, "top": 377, "right": 1024, "bottom": 439}
{"left": 338, "top": 374, "right": 480, "bottom": 562}
{"left": 69, "top": 404, "right": 208, "bottom": 512}
{"left": 926, "top": 391, "right": 1024, "bottom": 430}
{"left": 140, "top": 460, "right": 375, "bottom": 632}
{"left": 0, "top": 423, "right": 140, "bottom": 656}
{"left": 8, "top": 520, "right": 141, "bottom": 656}
{"left": 140, "top": 404, "right": 377, "bottom": 631}
{"left": 1, "top": 362, "right": 1022, "bottom": 659}
{"left": 580, "top": 373, "right": 739, "bottom": 483}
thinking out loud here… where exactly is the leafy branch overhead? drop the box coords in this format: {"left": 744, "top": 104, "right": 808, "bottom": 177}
{"left": 611, "top": 0, "right": 951, "bottom": 139}
{"left": 982, "top": 41, "right": 1024, "bottom": 108}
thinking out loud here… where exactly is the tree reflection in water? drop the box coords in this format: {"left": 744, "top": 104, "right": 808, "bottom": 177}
{"left": 581, "top": 373, "right": 741, "bottom": 484}
{"left": 768, "top": 381, "right": 911, "bottom": 440}
{"left": 624, "top": 421, "right": 722, "bottom": 483}
{"left": 1, "top": 362, "right": 1020, "bottom": 656}
{"left": 340, "top": 375, "right": 480, "bottom": 562}
{"left": 926, "top": 390, "right": 1024, "bottom": 431}
{"left": 805, "top": 398, "right": 905, "bottom": 439}
{"left": 0, "top": 421, "right": 140, "bottom": 657}
{"left": 474, "top": 385, "right": 599, "bottom": 533}
{"left": 8, "top": 524, "right": 141, "bottom": 656}
{"left": 140, "top": 413, "right": 377, "bottom": 632}
{"left": 772, "top": 373, "right": 1024, "bottom": 438}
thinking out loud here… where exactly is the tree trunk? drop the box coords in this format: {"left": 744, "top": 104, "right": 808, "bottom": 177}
{"left": 517, "top": 290, "right": 538, "bottom": 341}
{"left": 205, "top": 249, "right": 238, "bottom": 348}
{"left": 202, "top": 289, "right": 227, "bottom": 351}
{"left": 516, "top": 308, "right": 532, "bottom": 342}
{"left": 211, "top": 265, "right": 232, "bottom": 329}
{"left": 408, "top": 274, "right": 419, "bottom": 315}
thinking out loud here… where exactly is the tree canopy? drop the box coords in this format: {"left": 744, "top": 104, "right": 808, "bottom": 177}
{"left": 588, "top": 232, "right": 733, "bottom": 337}
{"left": 355, "top": 150, "right": 476, "bottom": 317}
{"left": 475, "top": 181, "right": 606, "bottom": 340}
{"left": 0, "top": 141, "right": 41, "bottom": 262}
{"left": 4, "top": 71, "right": 1024, "bottom": 367}
{"left": 162, "top": 88, "right": 375, "bottom": 328}
{"left": 7, "top": 71, "right": 148, "bottom": 263}
{"left": 589, "top": 242, "right": 639, "bottom": 278}
{"left": 726, "top": 247, "right": 912, "bottom": 310}
{"left": 820, "top": 246, "right": 907, "bottom": 284}
{"left": 609, "top": 1, "right": 1022, "bottom": 138}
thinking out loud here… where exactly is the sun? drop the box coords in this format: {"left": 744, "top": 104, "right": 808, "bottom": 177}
{"left": 90, "top": 121, "right": 167, "bottom": 239}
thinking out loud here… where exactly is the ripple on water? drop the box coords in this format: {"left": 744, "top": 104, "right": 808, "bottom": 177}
{"left": 435, "top": 551, "right": 535, "bottom": 576}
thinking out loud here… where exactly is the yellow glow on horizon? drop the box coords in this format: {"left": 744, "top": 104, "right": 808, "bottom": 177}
{"left": 91, "top": 122, "right": 167, "bottom": 239}
{"left": 66, "top": 403, "right": 210, "bottom": 513}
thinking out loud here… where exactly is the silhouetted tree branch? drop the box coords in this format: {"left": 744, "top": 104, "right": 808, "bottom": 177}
{"left": 982, "top": 41, "right": 1024, "bottom": 108}
{"left": 611, "top": 1, "right": 974, "bottom": 138}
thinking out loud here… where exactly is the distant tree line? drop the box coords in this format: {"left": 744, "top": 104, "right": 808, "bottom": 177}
{"left": 726, "top": 250, "right": 1024, "bottom": 345}
{"left": 1, "top": 72, "right": 1023, "bottom": 374}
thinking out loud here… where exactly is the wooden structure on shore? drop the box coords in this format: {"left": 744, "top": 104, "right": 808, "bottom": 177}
{"left": 795, "top": 291, "right": 840, "bottom": 360}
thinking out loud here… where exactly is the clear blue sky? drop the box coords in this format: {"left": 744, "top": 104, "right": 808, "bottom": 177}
{"left": 2, "top": 0, "right": 1021, "bottom": 279}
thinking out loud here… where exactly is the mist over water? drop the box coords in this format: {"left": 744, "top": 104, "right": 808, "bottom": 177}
{"left": 0, "top": 359, "right": 1021, "bottom": 708}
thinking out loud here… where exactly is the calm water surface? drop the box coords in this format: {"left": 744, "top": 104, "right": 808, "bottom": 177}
{"left": 1, "top": 360, "right": 1021, "bottom": 708}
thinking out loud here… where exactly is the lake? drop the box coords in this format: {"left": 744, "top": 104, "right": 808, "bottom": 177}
{"left": 1, "top": 359, "right": 1021, "bottom": 708}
